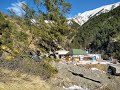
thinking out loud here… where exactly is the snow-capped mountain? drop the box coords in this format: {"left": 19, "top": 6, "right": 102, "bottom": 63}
{"left": 69, "top": 2, "right": 120, "bottom": 26}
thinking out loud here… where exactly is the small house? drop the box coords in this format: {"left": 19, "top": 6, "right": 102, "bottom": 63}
{"left": 66, "top": 49, "right": 87, "bottom": 61}
{"left": 87, "top": 54, "right": 102, "bottom": 61}
{"left": 55, "top": 50, "right": 69, "bottom": 59}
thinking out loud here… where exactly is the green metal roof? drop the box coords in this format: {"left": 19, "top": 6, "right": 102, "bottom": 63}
{"left": 67, "top": 49, "right": 87, "bottom": 55}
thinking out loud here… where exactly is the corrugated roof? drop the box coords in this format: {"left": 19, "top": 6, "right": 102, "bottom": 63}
{"left": 67, "top": 49, "right": 87, "bottom": 55}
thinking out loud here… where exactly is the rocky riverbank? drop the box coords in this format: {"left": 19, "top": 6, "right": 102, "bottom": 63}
{"left": 0, "top": 61, "right": 120, "bottom": 90}
{"left": 49, "top": 62, "right": 120, "bottom": 90}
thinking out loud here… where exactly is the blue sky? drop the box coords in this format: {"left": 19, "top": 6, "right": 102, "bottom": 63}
{"left": 67, "top": 0, "right": 120, "bottom": 17}
{"left": 0, "top": 0, "right": 120, "bottom": 17}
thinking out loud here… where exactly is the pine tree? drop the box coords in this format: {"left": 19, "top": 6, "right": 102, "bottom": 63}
{"left": 34, "top": 0, "right": 71, "bottom": 24}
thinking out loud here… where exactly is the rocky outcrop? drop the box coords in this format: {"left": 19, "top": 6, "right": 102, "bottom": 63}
{"left": 49, "top": 62, "right": 120, "bottom": 90}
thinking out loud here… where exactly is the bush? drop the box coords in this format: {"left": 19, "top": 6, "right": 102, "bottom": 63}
{"left": 13, "top": 30, "right": 28, "bottom": 43}
{"left": 0, "top": 56, "right": 58, "bottom": 79}
{"left": 45, "top": 57, "right": 60, "bottom": 62}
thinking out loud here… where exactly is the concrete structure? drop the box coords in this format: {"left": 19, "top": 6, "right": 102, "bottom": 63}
{"left": 55, "top": 50, "right": 69, "bottom": 59}
{"left": 88, "top": 54, "right": 102, "bottom": 61}
{"left": 66, "top": 49, "right": 87, "bottom": 61}
{"left": 54, "top": 49, "right": 102, "bottom": 62}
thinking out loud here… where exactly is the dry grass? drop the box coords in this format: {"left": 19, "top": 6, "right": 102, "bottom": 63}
{"left": 0, "top": 57, "right": 58, "bottom": 80}
{"left": 84, "top": 64, "right": 107, "bottom": 71}
{"left": 0, "top": 67, "right": 51, "bottom": 90}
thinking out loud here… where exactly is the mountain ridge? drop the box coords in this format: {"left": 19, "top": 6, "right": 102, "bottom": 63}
{"left": 71, "top": 5, "right": 120, "bottom": 60}
{"left": 69, "top": 2, "right": 120, "bottom": 25}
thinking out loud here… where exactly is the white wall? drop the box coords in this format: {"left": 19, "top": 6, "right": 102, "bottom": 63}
{"left": 88, "top": 54, "right": 101, "bottom": 59}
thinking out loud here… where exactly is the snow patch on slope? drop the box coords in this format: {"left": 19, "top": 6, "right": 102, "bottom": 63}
{"left": 70, "top": 2, "right": 120, "bottom": 26}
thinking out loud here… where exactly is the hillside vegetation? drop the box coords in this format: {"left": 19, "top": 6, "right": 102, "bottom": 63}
{"left": 0, "top": 13, "right": 73, "bottom": 55}
{"left": 0, "top": 0, "right": 77, "bottom": 56}
{"left": 0, "top": 67, "right": 51, "bottom": 90}
{"left": 0, "top": 0, "right": 75, "bottom": 80}
{"left": 72, "top": 6, "right": 120, "bottom": 60}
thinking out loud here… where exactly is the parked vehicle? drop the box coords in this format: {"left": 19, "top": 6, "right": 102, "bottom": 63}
{"left": 107, "top": 64, "right": 120, "bottom": 75}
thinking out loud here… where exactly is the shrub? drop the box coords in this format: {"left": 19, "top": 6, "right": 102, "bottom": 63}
{"left": 0, "top": 56, "right": 58, "bottom": 79}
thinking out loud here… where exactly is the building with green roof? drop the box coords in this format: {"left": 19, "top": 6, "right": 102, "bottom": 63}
{"left": 65, "top": 49, "right": 102, "bottom": 61}
{"left": 66, "top": 49, "right": 87, "bottom": 61}
{"left": 67, "top": 49, "right": 87, "bottom": 55}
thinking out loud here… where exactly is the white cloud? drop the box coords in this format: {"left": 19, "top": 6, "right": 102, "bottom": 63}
{"left": 7, "top": 1, "right": 26, "bottom": 17}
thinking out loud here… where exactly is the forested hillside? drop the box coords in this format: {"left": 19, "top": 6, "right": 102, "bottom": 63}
{"left": 0, "top": 0, "right": 75, "bottom": 58}
{"left": 0, "top": 0, "right": 76, "bottom": 80}
{"left": 72, "top": 6, "right": 120, "bottom": 60}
